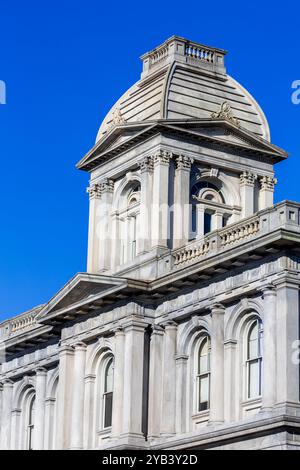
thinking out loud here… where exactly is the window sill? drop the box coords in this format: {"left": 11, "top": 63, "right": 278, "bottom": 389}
{"left": 192, "top": 410, "right": 210, "bottom": 429}
{"left": 97, "top": 427, "right": 112, "bottom": 438}
{"left": 241, "top": 397, "right": 262, "bottom": 417}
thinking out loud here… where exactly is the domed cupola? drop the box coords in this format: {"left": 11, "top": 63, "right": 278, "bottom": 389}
{"left": 96, "top": 36, "right": 270, "bottom": 142}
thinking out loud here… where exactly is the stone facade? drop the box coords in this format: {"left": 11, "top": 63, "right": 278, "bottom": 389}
{"left": 1, "top": 36, "right": 300, "bottom": 450}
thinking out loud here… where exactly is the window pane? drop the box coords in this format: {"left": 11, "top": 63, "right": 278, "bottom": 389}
{"left": 204, "top": 212, "right": 212, "bottom": 235}
{"left": 248, "top": 322, "right": 259, "bottom": 359}
{"left": 104, "top": 392, "right": 113, "bottom": 428}
{"left": 199, "top": 376, "right": 209, "bottom": 410}
{"left": 248, "top": 360, "right": 259, "bottom": 398}
{"left": 105, "top": 360, "right": 114, "bottom": 393}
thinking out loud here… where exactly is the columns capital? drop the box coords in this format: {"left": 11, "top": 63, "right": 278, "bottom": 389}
{"left": 259, "top": 175, "right": 277, "bottom": 191}
{"left": 72, "top": 341, "right": 87, "bottom": 352}
{"left": 2, "top": 378, "right": 13, "bottom": 387}
{"left": 99, "top": 178, "right": 114, "bottom": 194}
{"left": 150, "top": 324, "right": 164, "bottom": 335}
{"left": 175, "top": 154, "right": 194, "bottom": 171}
{"left": 139, "top": 156, "right": 154, "bottom": 173}
{"left": 86, "top": 183, "right": 101, "bottom": 200}
{"left": 210, "top": 303, "right": 226, "bottom": 315}
{"left": 112, "top": 325, "right": 125, "bottom": 336}
{"left": 58, "top": 344, "right": 74, "bottom": 356}
{"left": 260, "top": 284, "right": 276, "bottom": 297}
{"left": 161, "top": 320, "right": 178, "bottom": 331}
{"left": 153, "top": 150, "right": 172, "bottom": 166}
{"left": 240, "top": 171, "right": 257, "bottom": 186}
{"left": 35, "top": 366, "right": 47, "bottom": 376}
{"left": 122, "top": 315, "right": 148, "bottom": 332}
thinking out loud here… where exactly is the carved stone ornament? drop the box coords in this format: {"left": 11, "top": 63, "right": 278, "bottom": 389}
{"left": 175, "top": 155, "right": 194, "bottom": 171}
{"left": 240, "top": 171, "right": 257, "bottom": 186}
{"left": 106, "top": 107, "right": 126, "bottom": 132}
{"left": 260, "top": 175, "right": 278, "bottom": 191}
{"left": 211, "top": 101, "right": 241, "bottom": 128}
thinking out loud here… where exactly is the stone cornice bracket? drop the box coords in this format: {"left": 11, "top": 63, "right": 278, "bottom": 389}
{"left": 259, "top": 175, "right": 278, "bottom": 191}
{"left": 72, "top": 341, "right": 87, "bottom": 351}
{"left": 87, "top": 183, "right": 101, "bottom": 200}
{"left": 161, "top": 320, "right": 178, "bottom": 330}
{"left": 153, "top": 150, "right": 172, "bottom": 166}
{"left": 175, "top": 154, "right": 194, "bottom": 171}
{"left": 211, "top": 101, "right": 241, "bottom": 128}
{"left": 99, "top": 178, "right": 114, "bottom": 195}
{"left": 150, "top": 324, "right": 164, "bottom": 335}
{"left": 121, "top": 315, "right": 148, "bottom": 331}
{"left": 139, "top": 155, "right": 154, "bottom": 173}
{"left": 240, "top": 171, "right": 257, "bottom": 186}
{"left": 34, "top": 366, "right": 47, "bottom": 376}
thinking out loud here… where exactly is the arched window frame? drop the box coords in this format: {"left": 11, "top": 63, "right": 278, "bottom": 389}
{"left": 244, "top": 318, "right": 263, "bottom": 400}
{"left": 194, "top": 334, "right": 211, "bottom": 413}
{"left": 190, "top": 180, "right": 233, "bottom": 239}
{"left": 118, "top": 182, "right": 141, "bottom": 264}
{"left": 103, "top": 357, "right": 114, "bottom": 429}
{"left": 26, "top": 393, "right": 36, "bottom": 450}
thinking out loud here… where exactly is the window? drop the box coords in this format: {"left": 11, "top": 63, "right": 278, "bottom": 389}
{"left": 197, "top": 336, "right": 211, "bottom": 411}
{"left": 246, "top": 320, "right": 263, "bottom": 399}
{"left": 204, "top": 212, "right": 212, "bottom": 235}
{"left": 103, "top": 358, "right": 114, "bottom": 428}
{"left": 27, "top": 394, "right": 36, "bottom": 450}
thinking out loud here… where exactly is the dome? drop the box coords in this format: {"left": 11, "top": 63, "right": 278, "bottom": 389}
{"left": 96, "top": 36, "right": 270, "bottom": 143}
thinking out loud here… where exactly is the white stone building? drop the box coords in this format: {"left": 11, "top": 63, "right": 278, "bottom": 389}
{"left": 1, "top": 36, "right": 300, "bottom": 450}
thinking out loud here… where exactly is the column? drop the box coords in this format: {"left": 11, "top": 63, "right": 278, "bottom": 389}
{"left": 111, "top": 327, "right": 125, "bottom": 438}
{"left": 122, "top": 316, "right": 147, "bottom": 441}
{"left": 261, "top": 285, "right": 277, "bottom": 410}
{"left": 224, "top": 340, "right": 237, "bottom": 422}
{"left": 10, "top": 408, "right": 21, "bottom": 449}
{"left": 196, "top": 205, "right": 205, "bottom": 238}
{"left": 56, "top": 345, "right": 74, "bottom": 449}
{"left": 175, "top": 354, "right": 189, "bottom": 434}
{"left": 274, "top": 278, "right": 300, "bottom": 406}
{"left": 161, "top": 321, "right": 177, "bottom": 436}
{"left": 98, "top": 179, "right": 114, "bottom": 271}
{"left": 210, "top": 304, "right": 225, "bottom": 424}
{"left": 148, "top": 325, "right": 164, "bottom": 439}
{"left": 34, "top": 367, "right": 47, "bottom": 449}
{"left": 173, "top": 155, "right": 193, "bottom": 249}
{"left": 44, "top": 397, "right": 56, "bottom": 450}
{"left": 0, "top": 379, "right": 13, "bottom": 449}
{"left": 151, "top": 150, "right": 171, "bottom": 250}
{"left": 70, "top": 342, "right": 87, "bottom": 449}
{"left": 86, "top": 183, "right": 102, "bottom": 272}
{"left": 240, "top": 171, "right": 257, "bottom": 218}
{"left": 139, "top": 156, "right": 154, "bottom": 253}
{"left": 212, "top": 211, "right": 223, "bottom": 231}
{"left": 83, "top": 374, "right": 96, "bottom": 449}
{"left": 259, "top": 176, "right": 277, "bottom": 210}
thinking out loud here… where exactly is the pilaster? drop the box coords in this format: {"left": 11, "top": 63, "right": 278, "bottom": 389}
{"left": 209, "top": 303, "right": 225, "bottom": 424}
{"left": 70, "top": 342, "right": 87, "bottom": 449}
{"left": 173, "top": 155, "right": 193, "bottom": 249}
{"left": 240, "top": 171, "right": 257, "bottom": 218}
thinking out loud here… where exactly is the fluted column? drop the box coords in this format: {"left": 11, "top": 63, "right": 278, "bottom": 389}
{"left": 139, "top": 156, "right": 153, "bottom": 253}
{"left": 56, "top": 345, "right": 74, "bottom": 449}
{"left": 151, "top": 150, "right": 171, "bottom": 250}
{"left": 0, "top": 379, "right": 13, "bottom": 449}
{"left": 173, "top": 155, "right": 193, "bottom": 249}
{"left": 70, "top": 342, "right": 87, "bottom": 449}
{"left": 87, "top": 183, "right": 102, "bottom": 272}
{"left": 259, "top": 176, "right": 277, "bottom": 210}
{"left": 34, "top": 367, "right": 47, "bottom": 449}
{"left": 98, "top": 179, "right": 114, "bottom": 271}
{"left": 161, "top": 321, "right": 177, "bottom": 436}
{"left": 261, "top": 285, "right": 277, "bottom": 410}
{"left": 122, "top": 316, "right": 147, "bottom": 441}
{"left": 274, "top": 278, "right": 300, "bottom": 406}
{"left": 240, "top": 171, "right": 257, "bottom": 218}
{"left": 175, "top": 354, "right": 188, "bottom": 434}
{"left": 111, "top": 327, "right": 125, "bottom": 438}
{"left": 209, "top": 304, "right": 225, "bottom": 424}
{"left": 148, "top": 325, "right": 164, "bottom": 439}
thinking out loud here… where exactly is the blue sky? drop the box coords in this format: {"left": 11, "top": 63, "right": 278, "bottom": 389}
{"left": 0, "top": 0, "right": 299, "bottom": 320}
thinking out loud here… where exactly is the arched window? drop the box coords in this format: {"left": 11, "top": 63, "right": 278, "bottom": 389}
{"left": 246, "top": 319, "right": 263, "bottom": 399}
{"left": 197, "top": 336, "right": 211, "bottom": 411}
{"left": 103, "top": 358, "right": 114, "bottom": 429}
{"left": 119, "top": 182, "right": 141, "bottom": 264}
{"left": 27, "top": 394, "right": 36, "bottom": 450}
{"left": 191, "top": 180, "right": 232, "bottom": 239}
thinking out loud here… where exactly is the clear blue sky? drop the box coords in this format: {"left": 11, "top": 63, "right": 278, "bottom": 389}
{"left": 0, "top": 1, "right": 299, "bottom": 320}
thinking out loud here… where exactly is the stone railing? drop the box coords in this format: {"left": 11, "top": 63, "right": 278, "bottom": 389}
{"left": 172, "top": 201, "right": 300, "bottom": 269}
{"left": 141, "top": 36, "right": 226, "bottom": 78}
{"left": 0, "top": 307, "right": 43, "bottom": 340}
{"left": 185, "top": 44, "right": 215, "bottom": 63}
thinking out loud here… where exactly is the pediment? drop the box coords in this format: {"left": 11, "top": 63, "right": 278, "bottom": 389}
{"left": 36, "top": 273, "right": 148, "bottom": 324}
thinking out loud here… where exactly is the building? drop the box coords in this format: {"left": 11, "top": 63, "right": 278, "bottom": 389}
{"left": 1, "top": 36, "right": 300, "bottom": 450}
